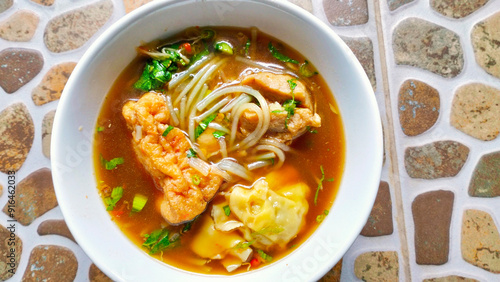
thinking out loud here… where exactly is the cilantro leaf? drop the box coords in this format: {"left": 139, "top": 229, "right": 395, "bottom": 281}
{"left": 223, "top": 205, "right": 231, "bottom": 216}
{"left": 133, "top": 60, "right": 173, "bottom": 91}
{"left": 268, "top": 42, "right": 299, "bottom": 64}
{"left": 187, "top": 148, "right": 198, "bottom": 158}
{"left": 142, "top": 228, "right": 178, "bottom": 255}
{"left": 194, "top": 113, "right": 217, "bottom": 139}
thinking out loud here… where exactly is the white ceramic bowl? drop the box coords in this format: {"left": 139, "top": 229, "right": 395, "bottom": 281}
{"left": 51, "top": 0, "right": 383, "bottom": 281}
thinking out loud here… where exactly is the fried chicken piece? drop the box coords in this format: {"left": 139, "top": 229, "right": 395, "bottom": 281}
{"left": 241, "top": 72, "right": 312, "bottom": 109}
{"left": 122, "top": 92, "right": 222, "bottom": 225}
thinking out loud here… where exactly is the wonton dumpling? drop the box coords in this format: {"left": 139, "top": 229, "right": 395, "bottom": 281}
{"left": 229, "top": 179, "right": 309, "bottom": 248}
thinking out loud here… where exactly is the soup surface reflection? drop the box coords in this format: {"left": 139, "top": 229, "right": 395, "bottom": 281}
{"left": 94, "top": 27, "right": 344, "bottom": 274}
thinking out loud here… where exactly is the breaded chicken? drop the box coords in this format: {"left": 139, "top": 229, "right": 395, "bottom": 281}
{"left": 122, "top": 92, "right": 222, "bottom": 225}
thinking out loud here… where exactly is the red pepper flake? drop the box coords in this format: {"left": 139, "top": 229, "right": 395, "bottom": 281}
{"left": 250, "top": 258, "right": 260, "bottom": 267}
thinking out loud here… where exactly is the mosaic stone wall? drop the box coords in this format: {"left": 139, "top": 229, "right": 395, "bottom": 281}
{"left": 0, "top": 0, "right": 499, "bottom": 281}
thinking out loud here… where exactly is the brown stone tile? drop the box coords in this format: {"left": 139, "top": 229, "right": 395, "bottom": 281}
{"left": 2, "top": 168, "right": 57, "bottom": 226}
{"left": 431, "top": 0, "right": 489, "bottom": 19}
{"left": 323, "top": 0, "right": 368, "bottom": 26}
{"left": 398, "top": 80, "right": 440, "bottom": 136}
{"left": 468, "top": 151, "right": 500, "bottom": 197}
{"left": 0, "top": 10, "right": 39, "bottom": 42}
{"left": 354, "top": 251, "right": 399, "bottom": 281}
{"left": 318, "top": 259, "right": 342, "bottom": 282}
{"left": 404, "top": 141, "right": 469, "bottom": 179}
{"left": 393, "top": 18, "right": 464, "bottom": 78}
{"left": 89, "top": 263, "right": 113, "bottom": 282}
{"left": 32, "top": 62, "right": 77, "bottom": 106}
{"left": 471, "top": 12, "right": 500, "bottom": 80}
{"left": 342, "top": 36, "right": 376, "bottom": 90}
{"left": 361, "top": 181, "right": 393, "bottom": 237}
{"left": 387, "top": 0, "right": 415, "bottom": 11}
{"left": 37, "top": 220, "right": 75, "bottom": 243}
{"left": 0, "top": 103, "right": 34, "bottom": 173}
{"left": 423, "top": 275, "right": 480, "bottom": 282}
{"left": 22, "top": 245, "right": 77, "bottom": 281}
{"left": 123, "top": 0, "right": 153, "bottom": 13}
{"left": 0, "top": 48, "right": 43, "bottom": 93}
{"left": 42, "top": 110, "right": 55, "bottom": 159}
{"left": 412, "top": 190, "right": 454, "bottom": 265}
{"left": 451, "top": 83, "right": 500, "bottom": 141}
{"left": 0, "top": 224, "right": 22, "bottom": 280}
{"left": 30, "top": 0, "right": 55, "bottom": 6}
{"left": 44, "top": 0, "right": 114, "bottom": 53}
{"left": 461, "top": 209, "right": 500, "bottom": 273}
{"left": 0, "top": 0, "right": 13, "bottom": 14}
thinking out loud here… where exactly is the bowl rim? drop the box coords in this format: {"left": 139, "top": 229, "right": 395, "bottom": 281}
{"left": 51, "top": 0, "right": 383, "bottom": 281}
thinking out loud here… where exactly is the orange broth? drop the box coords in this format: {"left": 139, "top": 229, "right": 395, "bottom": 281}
{"left": 93, "top": 27, "right": 345, "bottom": 274}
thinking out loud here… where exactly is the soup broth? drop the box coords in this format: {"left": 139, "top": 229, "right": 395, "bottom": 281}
{"left": 94, "top": 27, "right": 344, "bottom": 274}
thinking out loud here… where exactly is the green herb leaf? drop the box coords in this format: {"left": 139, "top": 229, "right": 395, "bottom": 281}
{"left": 201, "top": 29, "right": 215, "bottom": 40}
{"left": 244, "top": 39, "right": 251, "bottom": 56}
{"left": 182, "top": 222, "right": 193, "bottom": 233}
{"left": 190, "top": 48, "right": 210, "bottom": 65}
{"left": 133, "top": 60, "right": 173, "bottom": 91}
{"left": 314, "top": 165, "right": 330, "bottom": 206}
{"left": 268, "top": 42, "right": 299, "bottom": 64}
{"left": 142, "top": 228, "right": 178, "bottom": 255}
{"left": 194, "top": 113, "right": 217, "bottom": 139}
{"left": 299, "top": 60, "right": 318, "bottom": 77}
{"left": 257, "top": 249, "right": 273, "bottom": 262}
{"left": 223, "top": 205, "right": 231, "bottom": 216}
{"left": 105, "top": 187, "right": 123, "bottom": 211}
{"left": 306, "top": 126, "right": 318, "bottom": 134}
{"left": 212, "top": 130, "right": 226, "bottom": 139}
{"left": 132, "top": 194, "right": 148, "bottom": 213}
{"left": 287, "top": 78, "right": 297, "bottom": 92}
{"left": 187, "top": 148, "right": 198, "bottom": 158}
{"left": 97, "top": 126, "right": 105, "bottom": 132}
{"left": 100, "top": 155, "right": 124, "bottom": 170}
{"left": 162, "top": 125, "right": 174, "bottom": 137}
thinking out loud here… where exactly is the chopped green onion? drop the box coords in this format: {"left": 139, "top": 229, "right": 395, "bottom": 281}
{"left": 257, "top": 249, "right": 273, "bottom": 262}
{"left": 132, "top": 194, "right": 148, "bottom": 213}
{"left": 268, "top": 42, "right": 299, "bottom": 64}
{"left": 187, "top": 148, "right": 198, "bottom": 158}
{"left": 214, "top": 42, "right": 234, "bottom": 55}
{"left": 100, "top": 155, "right": 124, "bottom": 170}
{"left": 316, "top": 210, "right": 329, "bottom": 223}
{"left": 232, "top": 240, "right": 255, "bottom": 249}
{"left": 97, "top": 126, "right": 105, "bottom": 132}
{"left": 212, "top": 130, "right": 226, "bottom": 139}
{"left": 223, "top": 205, "right": 231, "bottom": 216}
{"left": 104, "top": 187, "right": 123, "bottom": 211}
{"left": 192, "top": 174, "right": 201, "bottom": 185}
{"left": 162, "top": 125, "right": 174, "bottom": 136}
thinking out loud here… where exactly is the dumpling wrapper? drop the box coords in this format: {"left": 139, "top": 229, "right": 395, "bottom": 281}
{"left": 229, "top": 179, "right": 309, "bottom": 249}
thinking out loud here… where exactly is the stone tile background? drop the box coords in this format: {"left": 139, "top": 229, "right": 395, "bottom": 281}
{"left": 0, "top": 0, "right": 499, "bottom": 281}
